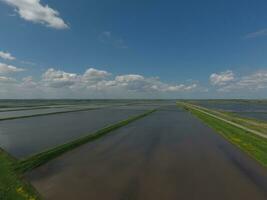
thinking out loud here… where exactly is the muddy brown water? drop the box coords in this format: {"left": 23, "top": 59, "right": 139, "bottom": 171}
{"left": 27, "top": 105, "right": 267, "bottom": 200}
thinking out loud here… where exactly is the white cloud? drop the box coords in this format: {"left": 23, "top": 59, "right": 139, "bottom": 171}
{"left": 0, "top": 76, "right": 16, "bottom": 83}
{"left": 115, "top": 74, "right": 144, "bottom": 83}
{"left": 238, "top": 71, "right": 267, "bottom": 89}
{"left": 1, "top": 0, "right": 68, "bottom": 29}
{"left": 113, "top": 74, "right": 149, "bottom": 91}
{"left": 169, "top": 83, "right": 197, "bottom": 91}
{"left": 0, "top": 66, "right": 199, "bottom": 98}
{"left": 42, "top": 68, "right": 78, "bottom": 88}
{"left": 212, "top": 70, "right": 267, "bottom": 92}
{"left": 0, "top": 62, "right": 25, "bottom": 74}
{"left": 1, "top": 66, "right": 266, "bottom": 98}
{"left": 243, "top": 29, "right": 267, "bottom": 39}
{"left": 210, "top": 70, "right": 234, "bottom": 86}
{"left": 39, "top": 68, "right": 197, "bottom": 94}
{"left": 0, "top": 51, "right": 15, "bottom": 60}
{"left": 109, "top": 74, "right": 197, "bottom": 92}
{"left": 82, "top": 68, "right": 111, "bottom": 82}
{"left": 20, "top": 76, "right": 37, "bottom": 88}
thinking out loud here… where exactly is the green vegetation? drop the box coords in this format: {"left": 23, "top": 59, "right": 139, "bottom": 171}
{"left": 179, "top": 103, "right": 267, "bottom": 167}
{"left": 184, "top": 99, "right": 267, "bottom": 135}
{"left": 16, "top": 109, "right": 156, "bottom": 173}
{"left": 1, "top": 108, "right": 156, "bottom": 199}
{"left": 0, "top": 149, "right": 40, "bottom": 200}
{"left": 187, "top": 99, "right": 267, "bottom": 105}
{"left": 220, "top": 111, "right": 267, "bottom": 135}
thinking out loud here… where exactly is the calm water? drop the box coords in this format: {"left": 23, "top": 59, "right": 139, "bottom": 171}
{"left": 0, "top": 104, "right": 118, "bottom": 120}
{"left": 27, "top": 105, "right": 267, "bottom": 200}
{"left": 238, "top": 112, "right": 267, "bottom": 121}
{"left": 0, "top": 99, "right": 148, "bottom": 109}
{"left": 195, "top": 100, "right": 267, "bottom": 121}
{"left": 0, "top": 107, "right": 148, "bottom": 158}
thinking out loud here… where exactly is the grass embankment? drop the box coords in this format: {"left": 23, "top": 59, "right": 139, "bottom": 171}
{"left": 179, "top": 103, "right": 267, "bottom": 167}
{"left": 0, "top": 149, "right": 40, "bottom": 200}
{"left": 0, "top": 107, "right": 99, "bottom": 122}
{"left": 220, "top": 111, "right": 267, "bottom": 135}
{"left": 187, "top": 100, "right": 267, "bottom": 135}
{"left": 16, "top": 109, "right": 156, "bottom": 173}
{"left": 188, "top": 99, "right": 267, "bottom": 105}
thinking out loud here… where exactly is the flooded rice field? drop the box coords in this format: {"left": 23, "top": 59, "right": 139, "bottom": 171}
{"left": 238, "top": 112, "right": 267, "bottom": 121}
{"left": 0, "top": 105, "right": 98, "bottom": 120}
{"left": 27, "top": 104, "right": 267, "bottom": 200}
{"left": 194, "top": 100, "right": 267, "bottom": 121}
{"left": 0, "top": 107, "right": 151, "bottom": 158}
{"left": 0, "top": 99, "right": 127, "bottom": 108}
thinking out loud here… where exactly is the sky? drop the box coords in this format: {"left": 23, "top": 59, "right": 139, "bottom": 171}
{"left": 0, "top": 0, "right": 267, "bottom": 99}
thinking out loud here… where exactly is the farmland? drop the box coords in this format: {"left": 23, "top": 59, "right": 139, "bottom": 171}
{"left": 1, "top": 100, "right": 267, "bottom": 200}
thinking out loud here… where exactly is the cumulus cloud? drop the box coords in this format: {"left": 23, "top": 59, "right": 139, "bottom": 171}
{"left": 42, "top": 68, "right": 78, "bottom": 88}
{"left": 103, "top": 74, "right": 197, "bottom": 93}
{"left": 0, "top": 66, "right": 199, "bottom": 98}
{"left": 39, "top": 68, "right": 196, "bottom": 92}
{"left": 115, "top": 74, "right": 144, "bottom": 83}
{"left": 0, "top": 51, "right": 15, "bottom": 60}
{"left": 1, "top": 0, "right": 68, "bottom": 29}
{"left": 210, "top": 70, "right": 235, "bottom": 86}
{"left": 0, "top": 76, "right": 16, "bottom": 83}
{"left": 38, "top": 68, "right": 198, "bottom": 95}
{"left": 237, "top": 71, "right": 267, "bottom": 89}
{"left": 0, "top": 62, "right": 25, "bottom": 74}
{"left": 164, "top": 84, "right": 197, "bottom": 92}
{"left": 20, "top": 76, "right": 38, "bottom": 88}
{"left": 211, "top": 70, "right": 267, "bottom": 92}
{"left": 82, "top": 68, "right": 111, "bottom": 82}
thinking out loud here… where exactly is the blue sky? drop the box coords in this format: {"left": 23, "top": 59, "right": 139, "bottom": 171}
{"left": 0, "top": 0, "right": 267, "bottom": 99}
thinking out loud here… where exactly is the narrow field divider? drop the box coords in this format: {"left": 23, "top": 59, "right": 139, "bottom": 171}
{"left": 177, "top": 102, "right": 267, "bottom": 168}
{"left": 16, "top": 109, "right": 156, "bottom": 173}
{"left": 178, "top": 102, "right": 267, "bottom": 139}
{"left": 0, "top": 107, "right": 100, "bottom": 121}
{"left": 0, "top": 149, "right": 40, "bottom": 200}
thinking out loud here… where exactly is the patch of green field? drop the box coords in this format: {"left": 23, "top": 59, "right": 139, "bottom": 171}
{"left": 0, "top": 149, "right": 40, "bottom": 200}
{"left": 16, "top": 109, "right": 156, "bottom": 173}
{"left": 183, "top": 106, "right": 267, "bottom": 167}
{"left": 179, "top": 101, "right": 267, "bottom": 136}
{"left": 187, "top": 99, "right": 267, "bottom": 105}
{"left": 220, "top": 111, "right": 267, "bottom": 135}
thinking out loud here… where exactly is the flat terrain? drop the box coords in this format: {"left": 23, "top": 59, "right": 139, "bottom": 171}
{"left": 27, "top": 105, "right": 267, "bottom": 200}
{"left": 0, "top": 105, "right": 98, "bottom": 119}
{"left": 0, "top": 108, "right": 149, "bottom": 158}
{"left": 193, "top": 100, "right": 267, "bottom": 121}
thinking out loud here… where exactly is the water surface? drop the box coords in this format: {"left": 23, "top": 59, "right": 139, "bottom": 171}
{"left": 195, "top": 100, "right": 267, "bottom": 121}
{"left": 0, "top": 108, "right": 146, "bottom": 158}
{"left": 27, "top": 105, "right": 267, "bottom": 200}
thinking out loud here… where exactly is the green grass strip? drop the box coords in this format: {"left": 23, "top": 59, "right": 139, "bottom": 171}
{"left": 182, "top": 105, "right": 267, "bottom": 168}
{"left": 16, "top": 109, "right": 156, "bottom": 173}
{"left": 0, "top": 107, "right": 99, "bottom": 121}
{"left": 0, "top": 149, "right": 40, "bottom": 200}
